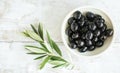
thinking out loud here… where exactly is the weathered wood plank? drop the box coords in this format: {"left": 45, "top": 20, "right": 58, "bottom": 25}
{"left": 0, "top": 0, "right": 119, "bottom": 43}
{"left": 0, "top": 42, "right": 120, "bottom": 73}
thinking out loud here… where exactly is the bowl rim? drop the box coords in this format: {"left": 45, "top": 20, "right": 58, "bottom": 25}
{"left": 61, "top": 6, "right": 115, "bottom": 58}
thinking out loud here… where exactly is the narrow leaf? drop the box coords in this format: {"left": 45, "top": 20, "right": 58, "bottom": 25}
{"left": 31, "top": 24, "right": 38, "bottom": 34}
{"left": 34, "top": 55, "right": 47, "bottom": 60}
{"left": 49, "top": 60, "right": 66, "bottom": 65}
{"left": 51, "top": 40, "right": 62, "bottom": 56}
{"left": 50, "top": 56, "right": 67, "bottom": 62}
{"left": 46, "top": 31, "right": 53, "bottom": 48}
{"left": 40, "top": 56, "right": 51, "bottom": 69}
{"left": 27, "top": 52, "right": 46, "bottom": 55}
{"left": 26, "top": 30, "right": 43, "bottom": 42}
{"left": 46, "top": 31, "right": 62, "bottom": 56}
{"left": 25, "top": 45, "right": 46, "bottom": 53}
{"left": 52, "top": 63, "right": 66, "bottom": 68}
{"left": 25, "top": 45, "right": 46, "bottom": 51}
{"left": 39, "top": 42, "right": 50, "bottom": 53}
{"left": 38, "top": 24, "right": 44, "bottom": 40}
{"left": 23, "top": 31, "right": 30, "bottom": 37}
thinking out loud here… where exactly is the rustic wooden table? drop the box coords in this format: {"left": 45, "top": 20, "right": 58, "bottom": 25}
{"left": 0, "top": 0, "right": 120, "bottom": 73}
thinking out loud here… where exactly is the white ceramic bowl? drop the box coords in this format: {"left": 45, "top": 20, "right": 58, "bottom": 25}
{"left": 61, "top": 6, "right": 115, "bottom": 56}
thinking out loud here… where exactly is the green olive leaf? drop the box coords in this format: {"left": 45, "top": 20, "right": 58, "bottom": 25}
{"left": 34, "top": 55, "right": 47, "bottom": 60}
{"left": 25, "top": 30, "right": 43, "bottom": 43}
{"left": 49, "top": 60, "right": 66, "bottom": 65}
{"left": 46, "top": 31, "right": 62, "bottom": 56}
{"left": 38, "top": 23, "right": 44, "bottom": 40}
{"left": 23, "top": 24, "right": 70, "bottom": 69}
{"left": 27, "top": 52, "right": 46, "bottom": 55}
{"left": 23, "top": 31, "right": 30, "bottom": 37}
{"left": 31, "top": 24, "right": 38, "bottom": 34}
{"left": 39, "top": 42, "right": 50, "bottom": 53}
{"left": 50, "top": 56, "right": 67, "bottom": 62}
{"left": 52, "top": 63, "right": 66, "bottom": 68}
{"left": 40, "top": 56, "right": 51, "bottom": 69}
{"left": 51, "top": 40, "right": 62, "bottom": 56}
{"left": 25, "top": 45, "right": 46, "bottom": 53}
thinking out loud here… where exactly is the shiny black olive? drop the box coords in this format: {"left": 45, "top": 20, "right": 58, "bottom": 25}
{"left": 81, "top": 34, "right": 86, "bottom": 39}
{"left": 78, "top": 20, "right": 85, "bottom": 27}
{"left": 93, "top": 30, "right": 101, "bottom": 37}
{"left": 78, "top": 46, "right": 88, "bottom": 52}
{"left": 88, "top": 22, "right": 97, "bottom": 31}
{"left": 65, "top": 26, "right": 72, "bottom": 36}
{"left": 95, "top": 20, "right": 104, "bottom": 28}
{"left": 96, "top": 40, "right": 104, "bottom": 47}
{"left": 85, "top": 31, "right": 93, "bottom": 40}
{"left": 100, "top": 24, "right": 107, "bottom": 32}
{"left": 72, "top": 32, "right": 79, "bottom": 39}
{"left": 71, "top": 23, "right": 79, "bottom": 32}
{"left": 76, "top": 39, "right": 84, "bottom": 47}
{"left": 99, "top": 33, "right": 107, "bottom": 41}
{"left": 88, "top": 46, "right": 96, "bottom": 51}
{"left": 86, "top": 12, "right": 95, "bottom": 21}
{"left": 68, "top": 17, "right": 75, "bottom": 25}
{"left": 105, "top": 29, "right": 114, "bottom": 37}
{"left": 68, "top": 36, "right": 74, "bottom": 42}
{"left": 80, "top": 15, "right": 85, "bottom": 21}
{"left": 85, "top": 40, "right": 92, "bottom": 46}
{"left": 73, "top": 11, "right": 82, "bottom": 20}
{"left": 69, "top": 42, "right": 77, "bottom": 49}
{"left": 99, "top": 18, "right": 105, "bottom": 23}
{"left": 92, "top": 36, "right": 98, "bottom": 42}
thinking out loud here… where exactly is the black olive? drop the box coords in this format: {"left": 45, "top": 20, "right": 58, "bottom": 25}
{"left": 100, "top": 24, "right": 107, "bottom": 32}
{"left": 76, "top": 39, "right": 84, "bottom": 47}
{"left": 92, "top": 36, "right": 98, "bottom": 42}
{"left": 81, "top": 34, "right": 86, "bottom": 39}
{"left": 99, "top": 33, "right": 107, "bottom": 41}
{"left": 65, "top": 26, "right": 72, "bottom": 36}
{"left": 88, "top": 46, "right": 96, "bottom": 51}
{"left": 88, "top": 22, "right": 97, "bottom": 31}
{"left": 72, "top": 32, "right": 79, "bottom": 39}
{"left": 80, "top": 15, "right": 85, "bottom": 21}
{"left": 95, "top": 40, "right": 104, "bottom": 47}
{"left": 86, "top": 12, "right": 95, "bottom": 21}
{"left": 73, "top": 11, "right": 82, "bottom": 20}
{"left": 85, "top": 31, "right": 93, "bottom": 40}
{"left": 71, "top": 23, "right": 79, "bottom": 32}
{"left": 93, "top": 30, "right": 101, "bottom": 37}
{"left": 78, "top": 46, "right": 88, "bottom": 52}
{"left": 68, "top": 17, "right": 75, "bottom": 25}
{"left": 85, "top": 40, "right": 92, "bottom": 46}
{"left": 78, "top": 20, "right": 85, "bottom": 27}
{"left": 105, "top": 29, "right": 113, "bottom": 37}
{"left": 68, "top": 36, "right": 74, "bottom": 42}
{"left": 69, "top": 42, "right": 77, "bottom": 49}
{"left": 99, "top": 18, "right": 105, "bottom": 23}
{"left": 95, "top": 20, "right": 104, "bottom": 28}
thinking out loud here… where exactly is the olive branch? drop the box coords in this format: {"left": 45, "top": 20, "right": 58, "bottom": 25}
{"left": 23, "top": 23, "right": 72, "bottom": 69}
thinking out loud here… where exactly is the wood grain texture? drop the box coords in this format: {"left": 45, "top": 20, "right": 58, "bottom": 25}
{"left": 0, "top": 0, "right": 119, "bottom": 42}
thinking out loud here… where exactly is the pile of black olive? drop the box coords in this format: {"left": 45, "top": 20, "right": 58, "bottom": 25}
{"left": 65, "top": 11, "right": 113, "bottom": 53}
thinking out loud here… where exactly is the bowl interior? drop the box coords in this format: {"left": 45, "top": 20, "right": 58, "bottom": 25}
{"left": 62, "top": 7, "right": 114, "bottom": 56}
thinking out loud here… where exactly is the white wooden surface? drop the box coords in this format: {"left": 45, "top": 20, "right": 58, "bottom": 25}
{"left": 0, "top": 0, "right": 120, "bottom": 73}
